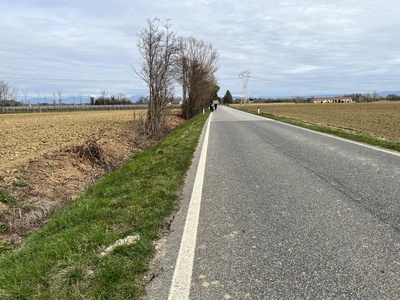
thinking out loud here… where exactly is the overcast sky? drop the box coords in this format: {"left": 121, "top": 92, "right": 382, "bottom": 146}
{"left": 2, "top": 0, "right": 400, "bottom": 100}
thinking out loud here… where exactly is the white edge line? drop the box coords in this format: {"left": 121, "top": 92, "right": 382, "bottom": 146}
{"left": 168, "top": 114, "right": 212, "bottom": 300}
{"left": 234, "top": 107, "right": 400, "bottom": 157}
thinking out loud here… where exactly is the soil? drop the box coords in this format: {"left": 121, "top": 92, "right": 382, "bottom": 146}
{"left": 0, "top": 110, "right": 184, "bottom": 248}
{"left": 243, "top": 101, "right": 400, "bottom": 141}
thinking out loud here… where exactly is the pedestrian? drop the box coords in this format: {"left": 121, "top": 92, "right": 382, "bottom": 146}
{"left": 214, "top": 102, "right": 218, "bottom": 111}
{"left": 209, "top": 102, "right": 214, "bottom": 112}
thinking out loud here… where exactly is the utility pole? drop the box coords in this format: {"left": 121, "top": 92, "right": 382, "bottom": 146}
{"left": 239, "top": 70, "right": 251, "bottom": 104}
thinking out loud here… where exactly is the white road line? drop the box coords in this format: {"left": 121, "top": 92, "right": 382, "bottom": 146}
{"left": 275, "top": 118, "right": 400, "bottom": 157}
{"left": 168, "top": 114, "right": 212, "bottom": 300}
{"left": 233, "top": 107, "right": 400, "bottom": 157}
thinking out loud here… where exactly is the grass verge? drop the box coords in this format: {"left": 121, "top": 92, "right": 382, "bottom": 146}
{"left": 0, "top": 112, "right": 209, "bottom": 299}
{"left": 241, "top": 108, "right": 400, "bottom": 152}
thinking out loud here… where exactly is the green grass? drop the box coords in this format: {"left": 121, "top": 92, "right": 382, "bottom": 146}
{"left": 12, "top": 180, "right": 28, "bottom": 187}
{"left": 0, "top": 112, "right": 209, "bottom": 299}
{"left": 241, "top": 108, "right": 400, "bottom": 152}
{"left": 0, "top": 190, "right": 16, "bottom": 204}
{"left": 0, "top": 239, "right": 12, "bottom": 259}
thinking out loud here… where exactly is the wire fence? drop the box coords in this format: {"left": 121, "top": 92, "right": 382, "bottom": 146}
{"left": 0, "top": 104, "right": 181, "bottom": 114}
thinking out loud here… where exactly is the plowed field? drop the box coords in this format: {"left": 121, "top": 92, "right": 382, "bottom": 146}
{"left": 0, "top": 110, "right": 184, "bottom": 245}
{"left": 241, "top": 101, "right": 400, "bottom": 141}
{"left": 0, "top": 110, "right": 138, "bottom": 172}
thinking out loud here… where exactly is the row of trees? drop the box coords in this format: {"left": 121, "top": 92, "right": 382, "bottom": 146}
{"left": 0, "top": 84, "right": 132, "bottom": 106}
{"left": 92, "top": 90, "right": 132, "bottom": 105}
{"left": 343, "top": 92, "right": 400, "bottom": 102}
{"left": 135, "top": 18, "right": 219, "bottom": 136}
{"left": 0, "top": 80, "right": 68, "bottom": 107}
{"left": 241, "top": 92, "right": 400, "bottom": 104}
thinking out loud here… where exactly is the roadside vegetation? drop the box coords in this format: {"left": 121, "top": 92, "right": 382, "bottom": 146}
{"left": 0, "top": 17, "right": 220, "bottom": 299}
{"left": 0, "top": 112, "right": 208, "bottom": 299}
{"left": 134, "top": 18, "right": 219, "bottom": 136}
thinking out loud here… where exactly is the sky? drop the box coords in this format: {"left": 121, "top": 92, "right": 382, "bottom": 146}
{"left": 1, "top": 0, "right": 400, "bottom": 101}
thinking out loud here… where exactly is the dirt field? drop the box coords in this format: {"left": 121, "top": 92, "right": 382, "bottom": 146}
{"left": 0, "top": 110, "right": 140, "bottom": 171}
{"left": 0, "top": 110, "right": 183, "bottom": 246}
{"left": 241, "top": 101, "right": 400, "bottom": 141}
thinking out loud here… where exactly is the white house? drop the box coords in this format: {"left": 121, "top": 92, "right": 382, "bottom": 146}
{"left": 313, "top": 97, "right": 353, "bottom": 103}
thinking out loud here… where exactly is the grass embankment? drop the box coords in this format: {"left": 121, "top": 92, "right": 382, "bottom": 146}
{"left": 240, "top": 107, "right": 400, "bottom": 152}
{"left": 0, "top": 112, "right": 209, "bottom": 299}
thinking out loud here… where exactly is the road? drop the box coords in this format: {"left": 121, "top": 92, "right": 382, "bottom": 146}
{"left": 146, "top": 105, "right": 400, "bottom": 299}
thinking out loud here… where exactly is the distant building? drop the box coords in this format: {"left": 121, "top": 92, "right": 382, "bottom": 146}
{"left": 313, "top": 97, "right": 353, "bottom": 103}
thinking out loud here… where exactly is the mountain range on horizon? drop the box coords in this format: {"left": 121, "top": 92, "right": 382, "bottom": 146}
{"left": 19, "top": 90, "right": 400, "bottom": 105}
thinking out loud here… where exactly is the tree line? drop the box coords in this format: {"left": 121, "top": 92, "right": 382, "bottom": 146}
{"left": 91, "top": 90, "right": 132, "bottom": 105}
{"left": 242, "top": 92, "right": 400, "bottom": 104}
{"left": 134, "top": 18, "right": 219, "bottom": 136}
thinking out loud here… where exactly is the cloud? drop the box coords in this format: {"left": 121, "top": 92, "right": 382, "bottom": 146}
{"left": 1, "top": 0, "right": 400, "bottom": 99}
{"left": 285, "top": 64, "right": 324, "bottom": 74}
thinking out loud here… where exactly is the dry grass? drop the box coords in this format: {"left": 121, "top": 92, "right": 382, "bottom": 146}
{"left": 241, "top": 101, "right": 400, "bottom": 141}
{"left": 0, "top": 109, "right": 184, "bottom": 246}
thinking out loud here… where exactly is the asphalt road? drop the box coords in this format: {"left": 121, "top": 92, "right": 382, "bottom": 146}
{"left": 146, "top": 105, "right": 400, "bottom": 299}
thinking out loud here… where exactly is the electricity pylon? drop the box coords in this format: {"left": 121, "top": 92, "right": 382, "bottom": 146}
{"left": 238, "top": 70, "right": 251, "bottom": 104}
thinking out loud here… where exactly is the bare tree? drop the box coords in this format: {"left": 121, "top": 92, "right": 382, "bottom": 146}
{"left": 373, "top": 91, "right": 380, "bottom": 101}
{"left": 0, "top": 80, "right": 18, "bottom": 102}
{"left": 135, "top": 18, "right": 178, "bottom": 136}
{"left": 21, "top": 89, "right": 29, "bottom": 105}
{"left": 114, "top": 93, "right": 128, "bottom": 102}
{"left": 57, "top": 90, "right": 62, "bottom": 105}
{"left": 43, "top": 93, "right": 49, "bottom": 105}
{"left": 97, "top": 89, "right": 108, "bottom": 105}
{"left": 176, "top": 37, "right": 219, "bottom": 119}
{"left": 52, "top": 92, "right": 57, "bottom": 107}
{"left": 36, "top": 91, "right": 41, "bottom": 105}
{"left": 99, "top": 89, "right": 108, "bottom": 99}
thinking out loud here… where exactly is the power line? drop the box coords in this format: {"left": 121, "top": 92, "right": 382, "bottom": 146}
{"left": 0, "top": 76, "right": 143, "bottom": 85}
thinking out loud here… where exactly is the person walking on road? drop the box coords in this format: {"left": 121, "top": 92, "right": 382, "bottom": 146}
{"left": 209, "top": 102, "right": 214, "bottom": 112}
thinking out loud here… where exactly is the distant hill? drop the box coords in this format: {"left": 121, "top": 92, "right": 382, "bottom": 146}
{"left": 378, "top": 91, "right": 400, "bottom": 97}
